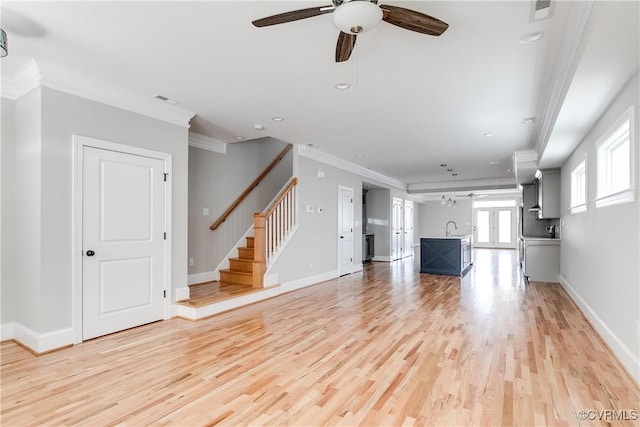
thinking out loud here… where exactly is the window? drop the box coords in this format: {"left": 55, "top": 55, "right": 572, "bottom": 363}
{"left": 570, "top": 157, "right": 587, "bottom": 213}
{"left": 595, "top": 107, "right": 635, "bottom": 208}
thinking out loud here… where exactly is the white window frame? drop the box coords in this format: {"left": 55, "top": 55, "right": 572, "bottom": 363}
{"left": 569, "top": 155, "right": 587, "bottom": 214}
{"left": 595, "top": 106, "right": 635, "bottom": 208}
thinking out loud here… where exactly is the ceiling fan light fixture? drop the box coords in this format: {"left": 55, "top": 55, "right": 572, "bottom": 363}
{"left": 332, "top": 1, "right": 383, "bottom": 34}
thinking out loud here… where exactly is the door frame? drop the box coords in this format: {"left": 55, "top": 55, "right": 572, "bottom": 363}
{"left": 403, "top": 200, "right": 414, "bottom": 258}
{"left": 337, "top": 185, "right": 354, "bottom": 276}
{"left": 71, "top": 135, "right": 173, "bottom": 344}
{"left": 392, "top": 197, "right": 403, "bottom": 260}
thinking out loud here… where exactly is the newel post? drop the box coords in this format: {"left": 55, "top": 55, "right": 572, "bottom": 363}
{"left": 252, "top": 213, "right": 266, "bottom": 289}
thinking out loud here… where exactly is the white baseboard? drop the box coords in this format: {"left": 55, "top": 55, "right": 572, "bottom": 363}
{"left": 175, "top": 286, "right": 190, "bottom": 302}
{"left": 1, "top": 323, "right": 74, "bottom": 354}
{"left": 1, "top": 322, "right": 16, "bottom": 341}
{"left": 281, "top": 270, "right": 339, "bottom": 293}
{"left": 372, "top": 256, "right": 391, "bottom": 262}
{"left": 559, "top": 274, "right": 640, "bottom": 383}
{"left": 188, "top": 271, "right": 216, "bottom": 285}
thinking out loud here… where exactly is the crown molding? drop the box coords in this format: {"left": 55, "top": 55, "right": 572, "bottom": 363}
{"left": 297, "top": 145, "right": 407, "bottom": 190}
{"left": 1, "top": 58, "right": 196, "bottom": 128}
{"left": 535, "top": 1, "right": 595, "bottom": 157}
{"left": 1, "top": 58, "right": 41, "bottom": 100}
{"left": 407, "top": 177, "right": 517, "bottom": 194}
{"left": 189, "top": 133, "right": 226, "bottom": 154}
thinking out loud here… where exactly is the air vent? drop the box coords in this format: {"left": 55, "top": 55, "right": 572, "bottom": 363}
{"left": 530, "top": 0, "right": 553, "bottom": 22}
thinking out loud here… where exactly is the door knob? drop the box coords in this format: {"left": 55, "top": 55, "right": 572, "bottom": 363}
{"left": 340, "top": 236, "right": 344, "bottom": 239}
{"left": 86, "top": 250, "right": 95, "bottom": 257}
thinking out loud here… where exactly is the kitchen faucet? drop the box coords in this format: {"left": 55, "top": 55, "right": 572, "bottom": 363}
{"left": 446, "top": 220, "right": 458, "bottom": 237}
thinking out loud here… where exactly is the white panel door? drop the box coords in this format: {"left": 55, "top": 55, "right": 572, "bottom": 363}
{"left": 403, "top": 200, "right": 414, "bottom": 258}
{"left": 392, "top": 197, "right": 403, "bottom": 260}
{"left": 83, "top": 146, "right": 166, "bottom": 340}
{"left": 338, "top": 186, "right": 354, "bottom": 276}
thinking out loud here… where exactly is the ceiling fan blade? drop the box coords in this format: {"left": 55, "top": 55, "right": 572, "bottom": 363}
{"left": 335, "top": 32, "right": 357, "bottom": 62}
{"left": 252, "top": 6, "right": 333, "bottom": 27}
{"left": 381, "top": 5, "right": 448, "bottom": 36}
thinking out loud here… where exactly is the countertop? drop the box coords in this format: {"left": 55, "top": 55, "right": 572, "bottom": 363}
{"left": 421, "top": 235, "right": 473, "bottom": 240}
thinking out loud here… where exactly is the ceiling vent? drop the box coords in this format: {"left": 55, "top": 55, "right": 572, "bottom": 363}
{"left": 530, "top": 0, "right": 553, "bottom": 22}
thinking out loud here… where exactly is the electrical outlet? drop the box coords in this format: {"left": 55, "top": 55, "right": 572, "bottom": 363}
{"left": 202, "top": 208, "right": 209, "bottom": 216}
{"left": 189, "top": 258, "right": 194, "bottom": 266}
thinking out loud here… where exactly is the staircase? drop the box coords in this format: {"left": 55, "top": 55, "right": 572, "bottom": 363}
{"left": 219, "top": 236, "right": 256, "bottom": 287}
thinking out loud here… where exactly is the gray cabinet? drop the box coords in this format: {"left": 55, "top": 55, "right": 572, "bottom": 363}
{"left": 537, "top": 169, "right": 561, "bottom": 219}
{"left": 420, "top": 236, "right": 472, "bottom": 276}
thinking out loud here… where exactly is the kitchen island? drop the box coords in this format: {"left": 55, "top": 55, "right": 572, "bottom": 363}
{"left": 420, "top": 236, "right": 473, "bottom": 276}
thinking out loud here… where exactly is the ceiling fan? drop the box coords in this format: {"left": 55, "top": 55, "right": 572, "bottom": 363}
{"left": 252, "top": 0, "right": 449, "bottom": 62}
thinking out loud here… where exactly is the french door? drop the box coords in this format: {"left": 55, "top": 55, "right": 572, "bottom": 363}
{"left": 473, "top": 207, "right": 516, "bottom": 249}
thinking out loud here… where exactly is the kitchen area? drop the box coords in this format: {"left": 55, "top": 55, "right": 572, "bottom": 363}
{"left": 519, "top": 169, "right": 561, "bottom": 283}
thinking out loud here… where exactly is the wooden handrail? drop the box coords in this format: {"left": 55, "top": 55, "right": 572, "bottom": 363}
{"left": 210, "top": 144, "right": 293, "bottom": 230}
{"left": 261, "top": 177, "right": 298, "bottom": 218}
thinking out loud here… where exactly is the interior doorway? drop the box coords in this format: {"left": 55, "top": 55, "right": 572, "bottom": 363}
{"left": 338, "top": 186, "right": 354, "bottom": 276}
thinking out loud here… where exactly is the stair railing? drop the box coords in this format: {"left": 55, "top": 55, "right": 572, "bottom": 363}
{"left": 210, "top": 144, "right": 293, "bottom": 231}
{"left": 252, "top": 177, "right": 298, "bottom": 288}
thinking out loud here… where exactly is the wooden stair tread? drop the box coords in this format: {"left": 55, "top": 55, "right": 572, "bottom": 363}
{"left": 178, "top": 281, "right": 258, "bottom": 307}
{"left": 220, "top": 269, "right": 252, "bottom": 276}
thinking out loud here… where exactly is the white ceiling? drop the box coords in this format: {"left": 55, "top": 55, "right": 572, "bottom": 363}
{"left": 1, "top": 1, "right": 638, "bottom": 195}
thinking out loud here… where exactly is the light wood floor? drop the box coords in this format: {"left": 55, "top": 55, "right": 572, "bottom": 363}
{"left": 2, "top": 249, "right": 639, "bottom": 426}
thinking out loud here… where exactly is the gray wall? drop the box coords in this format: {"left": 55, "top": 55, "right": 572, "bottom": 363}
{"left": 417, "top": 199, "right": 473, "bottom": 238}
{"left": 559, "top": 72, "right": 639, "bottom": 381}
{"left": 1, "top": 86, "right": 189, "bottom": 333}
{"left": 269, "top": 155, "right": 364, "bottom": 283}
{"left": 366, "top": 188, "right": 391, "bottom": 258}
{"left": 188, "top": 138, "right": 292, "bottom": 275}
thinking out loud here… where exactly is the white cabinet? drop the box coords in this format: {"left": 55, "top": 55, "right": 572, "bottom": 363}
{"left": 523, "top": 238, "right": 560, "bottom": 283}
{"left": 537, "top": 169, "right": 561, "bottom": 219}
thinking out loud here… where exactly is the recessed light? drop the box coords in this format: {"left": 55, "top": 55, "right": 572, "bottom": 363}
{"left": 234, "top": 136, "right": 245, "bottom": 140}
{"left": 335, "top": 83, "right": 351, "bottom": 90}
{"left": 447, "top": 168, "right": 453, "bottom": 172}
{"left": 452, "top": 173, "right": 458, "bottom": 176}
{"left": 271, "top": 116, "right": 284, "bottom": 122}
{"left": 520, "top": 32, "right": 544, "bottom": 43}
{"left": 254, "top": 124, "right": 265, "bottom": 131}
{"left": 484, "top": 133, "right": 494, "bottom": 137}
{"left": 440, "top": 163, "right": 447, "bottom": 167}
{"left": 522, "top": 116, "right": 536, "bottom": 124}
{"left": 490, "top": 161, "right": 500, "bottom": 165}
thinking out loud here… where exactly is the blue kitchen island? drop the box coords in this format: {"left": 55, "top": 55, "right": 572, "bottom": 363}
{"left": 420, "top": 236, "right": 473, "bottom": 276}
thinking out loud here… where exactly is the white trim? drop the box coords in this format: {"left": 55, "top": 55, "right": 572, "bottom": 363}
{"left": 175, "top": 286, "right": 190, "bottom": 302}
{"left": 408, "top": 177, "right": 517, "bottom": 194}
{"left": 0, "top": 323, "right": 16, "bottom": 341}
{"left": 1, "top": 323, "right": 74, "bottom": 354}
{"left": 280, "top": 270, "right": 339, "bottom": 294}
{"left": 1, "top": 58, "right": 195, "bottom": 127}
{"left": 298, "top": 145, "right": 406, "bottom": 190}
{"left": 189, "top": 133, "right": 227, "bottom": 154}
{"left": 188, "top": 271, "right": 217, "bottom": 285}
{"left": 594, "top": 189, "right": 635, "bottom": 208}
{"left": 174, "top": 286, "right": 281, "bottom": 320}
{"left": 72, "top": 135, "right": 173, "bottom": 344}
{"left": 174, "top": 269, "right": 340, "bottom": 320}
{"left": 559, "top": 275, "right": 640, "bottom": 383}
{"left": 535, "top": 1, "right": 595, "bottom": 156}
{"left": 338, "top": 185, "right": 355, "bottom": 276}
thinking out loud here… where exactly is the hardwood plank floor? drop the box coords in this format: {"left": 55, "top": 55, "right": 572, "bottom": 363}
{"left": 2, "top": 249, "right": 639, "bottom": 426}
{"left": 178, "top": 281, "right": 259, "bottom": 307}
